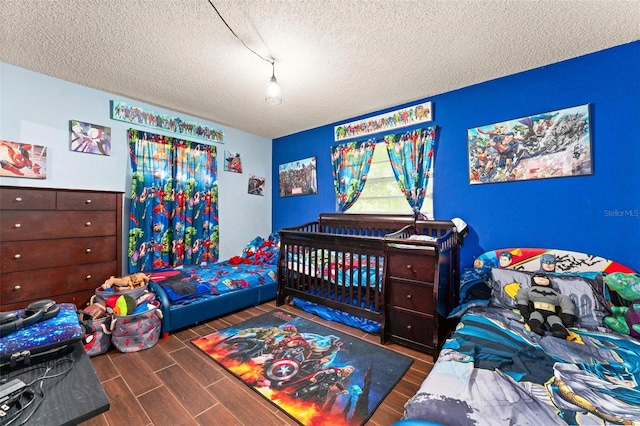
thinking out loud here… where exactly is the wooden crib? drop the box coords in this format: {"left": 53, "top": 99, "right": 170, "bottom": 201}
{"left": 276, "top": 213, "right": 460, "bottom": 355}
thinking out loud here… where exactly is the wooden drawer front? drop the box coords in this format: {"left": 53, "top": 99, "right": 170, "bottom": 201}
{"left": 388, "top": 280, "right": 434, "bottom": 314}
{"left": 1, "top": 211, "right": 116, "bottom": 241}
{"left": 1, "top": 289, "right": 95, "bottom": 312}
{"left": 0, "top": 188, "right": 56, "bottom": 210}
{"left": 57, "top": 191, "right": 117, "bottom": 210}
{"left": 388, "top": 309, "right": 434, "bottom": 347}
{"left": 388, "top": 253, "right": 435, "bottom": 282}
{"left": 1, "top": 236, "right": 116, "bottom": 273}
{"left": 1, "top": 261, "right": 116, "bottom": 305}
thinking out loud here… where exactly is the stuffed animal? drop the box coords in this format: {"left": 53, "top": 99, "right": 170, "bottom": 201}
{"left": 603, "top": 272, "right": 640, "bottom": 338}
{"left": 105, "top": 295, "right": 136, "bottom": 316}
{"left": 516, "top": 272, "right": 577, "bottom": 338}
{"left": 101, "top": 272, "right": 150, "bottom": 291}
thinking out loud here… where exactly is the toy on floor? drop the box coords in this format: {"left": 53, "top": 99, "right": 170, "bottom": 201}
{"left": 105, "top": 295, "right": 136, "bottom": 316}
{"left": 101, "top": 272, "right": 150, "bottom": 291}
{"left": 516, "top": 273, "right": 576, "bottom": 339}
{"left": 604, "top": 272, "right": 640, "bottom": 338}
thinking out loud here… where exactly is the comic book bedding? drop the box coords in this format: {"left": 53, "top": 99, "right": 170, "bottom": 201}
{"left": 402, "top": 248, "right": 640, "bottom": 426}
{"left": 149, "top": 235, "right": 279, "bottom": 306}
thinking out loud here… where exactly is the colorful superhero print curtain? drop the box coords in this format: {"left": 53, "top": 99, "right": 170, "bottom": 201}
{"left": 384, "top": 127, "right": 436, "bottom": 218}
{"left": 128, "top": 129, "right": 219, "bottom": 273}
{"left": 330, "top": 140, "right": 376, "bottom": 213}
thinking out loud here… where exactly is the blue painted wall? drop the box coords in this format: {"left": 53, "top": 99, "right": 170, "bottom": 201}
{"left": 273, "top": 41, "right": 640, "bottom": 272}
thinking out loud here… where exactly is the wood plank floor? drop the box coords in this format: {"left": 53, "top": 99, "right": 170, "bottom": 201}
{"left": 80, "top": 300, "right": 434, "bottom": 426}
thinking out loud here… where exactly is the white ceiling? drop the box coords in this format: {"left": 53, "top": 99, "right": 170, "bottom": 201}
{"left": 1, "top": 0, "right": 639, "bottom": 140}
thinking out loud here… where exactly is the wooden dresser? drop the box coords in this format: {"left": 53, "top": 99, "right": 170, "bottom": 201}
{"left": 383, "top": 243, "right": 455, "bottom": 357}
{"left": 0, "top": 186, "right": 123, "bottom": 311}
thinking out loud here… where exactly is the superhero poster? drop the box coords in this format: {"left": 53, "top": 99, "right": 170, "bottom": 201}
{"left": 0, "top": 140, "right": 47, "bottom": 179}
{"left": 223, "top": 150, "right": 243, "bottom": 173}
{"left": 468, "top": 104, "right": 592, "bottom": 184}
{"left": 69, "top": 120, "right": 111, "bottom": 156}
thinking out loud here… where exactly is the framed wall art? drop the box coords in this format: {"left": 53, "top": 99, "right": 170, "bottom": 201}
{"left": 248, "top": 175, "right": 265, "bottom": 196}
{"left": 278, "top": 156, "right": 318, "bottom": 197}
{"left": 224, "top": 150, "right": 243, "bottom": 173}
{"left": 70, "top": 120, "right": 111, "bottom": 155}
{"left": 467, "top": 104, "right": 592, "bottom": 185}
{"left": 0, "top": 140, "right": 47, "bottom": 179}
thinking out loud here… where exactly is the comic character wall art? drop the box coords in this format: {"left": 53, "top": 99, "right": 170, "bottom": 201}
{"left": 0, "top": 140, "right": 47, "bottom": 179}
{"left": 468, "top": 104, "right": 592, "bottom": 184}
{"left": 70, "top": 120, "right": 111, "bottom": 156}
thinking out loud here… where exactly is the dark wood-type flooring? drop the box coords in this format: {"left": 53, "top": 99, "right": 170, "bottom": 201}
{"left": 80, "top": 300, "right": 434, "bottom": 426}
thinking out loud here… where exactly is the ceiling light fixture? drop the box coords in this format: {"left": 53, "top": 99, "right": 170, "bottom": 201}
{"left": 208, "top": 0, "right": 282, "bottom": 105}
{"left": 265, "top": 62, "right": 282, "bottom": 105}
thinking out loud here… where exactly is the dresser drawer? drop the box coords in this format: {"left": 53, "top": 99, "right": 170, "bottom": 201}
{"left": 387, "top": 309, "right": 435, "bottom": 348}
{"left": 387, "top": 252, "right": 435, "bottom": 282}
{"left": 1, "top": 236, "right": 117, "bottom": 272}
{"left": 1, "top": 261, "right": 116, "bottom": 305}
{"left": 387, "top": 279, "right": 434, "bottom": 314}
{"left": 1, "top": 210, "right": 117, "bottom": 241}
{"left": 57, "top": 191, "right": 117, "bottom": 210}
{"left": 0, "top": 188, "right": 56, "bottom": 210}
{"left": 0, "top": 289, "right": 96, "bottom": 312}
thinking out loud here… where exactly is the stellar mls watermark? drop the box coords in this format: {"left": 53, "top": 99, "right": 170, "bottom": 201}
{"left": 603, "top": 209, "right": 639, "bottom": 218}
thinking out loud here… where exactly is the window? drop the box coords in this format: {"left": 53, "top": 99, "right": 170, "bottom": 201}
{"left": 347, "top": 142, "right": 434, "bottom": 218}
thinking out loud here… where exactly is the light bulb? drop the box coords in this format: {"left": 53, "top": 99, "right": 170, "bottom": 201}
{"left": 265, "top": 75, "right": 282, "bottom": 105}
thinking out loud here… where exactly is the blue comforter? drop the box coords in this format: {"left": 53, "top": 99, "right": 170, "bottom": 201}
{"left": 403, "top": 305, "right": 640, "bottom": 425}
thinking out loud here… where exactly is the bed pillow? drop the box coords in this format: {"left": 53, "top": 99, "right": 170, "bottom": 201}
{"left": 490, "top": 268, "right": 611, "bottom": 329}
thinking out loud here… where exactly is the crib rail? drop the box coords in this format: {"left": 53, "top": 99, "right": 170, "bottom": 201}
{"left": 318, "top": 213, "right": 414, "bottom": 237}
{"left": 277, "top": 229, "right": 386, "bottom": 321}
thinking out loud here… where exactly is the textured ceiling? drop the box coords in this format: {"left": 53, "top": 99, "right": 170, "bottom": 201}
{"left": 1, "top": 0, "right": 639, "bottom": 139}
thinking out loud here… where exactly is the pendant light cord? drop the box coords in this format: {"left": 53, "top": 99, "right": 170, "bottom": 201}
{"left": 207, "top": 0, "right": 274, "bottom": 66}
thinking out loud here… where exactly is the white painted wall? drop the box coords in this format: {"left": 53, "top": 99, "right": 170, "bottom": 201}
{"left": 0, "top": 62, "right": 272, "bottom": 266}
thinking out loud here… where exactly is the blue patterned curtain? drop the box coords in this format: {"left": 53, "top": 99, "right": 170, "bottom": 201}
{"left": 385, "top": 127, "right": 436, "bottom": 218}
{"left": 330, "top": 140, "right": 376, "bottom": 213}
{"left": 128, "top": 129, "right": 219, "bottom": 273}
{"left": 173, "top": 140, "right": 219, "bottom": 267}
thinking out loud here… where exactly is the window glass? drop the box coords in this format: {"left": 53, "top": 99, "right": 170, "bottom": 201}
{"left": 346, "top": 142, "right": 433, "bottom": 218}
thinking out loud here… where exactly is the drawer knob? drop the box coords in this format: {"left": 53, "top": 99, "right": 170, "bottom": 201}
{"left": 15, "top": 197, "right": 22, "bottom": 202}
{"left": 85, "top": 221, "right": 92, "bottom": 226}
{"left": 86, "top": 275, "right": 92, "bottom": 280}
{"left": 86, "top": 199, "right": 92, "bottom": 204}
{"left": 14, "top": 223, "right": 21, "bottom": 228}
{"left": 406, "top": 264, "right": 412, "bottom": 269}
{"left": 86, "top": 248, "right": 92, "bottom": 253}
{"left": 14, "top": 285, "right": 21, "bottom": 290}
{"left": 406, "top": 325, "right": 412, "bottom": 331}
{"left": 406, "top": 293, "right": 412, "bottom": 299}
{"left": 14, "top": 254, "right": 21, "bottom": 259}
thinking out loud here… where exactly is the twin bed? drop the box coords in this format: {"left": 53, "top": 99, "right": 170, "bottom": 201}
{"left": 401, "top": 248, "right": 640, "bottom": 425}
{"left": 148, "top": 235, "right": 280, "bottom": 336}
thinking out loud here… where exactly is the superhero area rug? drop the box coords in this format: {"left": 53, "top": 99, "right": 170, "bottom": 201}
{"left": 191, "top": 310, "right": 413, "bottom": 426}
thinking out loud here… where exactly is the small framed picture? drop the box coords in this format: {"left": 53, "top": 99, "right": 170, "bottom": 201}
{"left": 248, "top": 175, "right": 265, "bottom": 196}
{"left": 224, "top": 151, "right": 243, "bottom": 173}
{"left": 0, "top": 140, "right": 47, "bottom": 179}
{"left": 70, "top": 120, "right": 111, "bottom": 155}
{"left": 278, "top": 156, "right": 318, "bottom": 197}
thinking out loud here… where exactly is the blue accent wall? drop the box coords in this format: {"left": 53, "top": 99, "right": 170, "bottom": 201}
{"left": 273, "top": 42, "right": 640, "bottom": 272}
